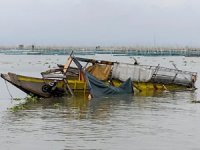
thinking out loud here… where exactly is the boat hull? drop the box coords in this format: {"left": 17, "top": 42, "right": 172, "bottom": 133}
{"left": 1, "top": 73, "right": 88, "bottom": 98}
{"left": 1, "top": 72, "right": 196, "bottom": 98}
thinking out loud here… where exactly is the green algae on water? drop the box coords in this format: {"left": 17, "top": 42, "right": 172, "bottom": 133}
{"left": 9, "top": 95, "right": 40, "bottom": 112}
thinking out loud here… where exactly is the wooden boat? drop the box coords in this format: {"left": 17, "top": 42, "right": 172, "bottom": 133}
{"left": 1, "top": 54, "right": 197, "bottom": 98}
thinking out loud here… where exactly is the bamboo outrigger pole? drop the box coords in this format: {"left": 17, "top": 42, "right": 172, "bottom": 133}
{"left": 63, "top": 52, "right": 74, "bottom": 96}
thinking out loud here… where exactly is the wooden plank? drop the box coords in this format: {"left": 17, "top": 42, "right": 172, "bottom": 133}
{"left": 63, "top": 57, "right": 73, "bottom": 74}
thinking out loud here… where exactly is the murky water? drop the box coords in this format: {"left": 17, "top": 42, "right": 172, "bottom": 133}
{"left": 0, "top": 54, "right": 200, "bottom": 150}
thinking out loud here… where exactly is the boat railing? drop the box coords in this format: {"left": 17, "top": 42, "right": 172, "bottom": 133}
{"left": 115, "top": 62, "right": 197, "bottom": 86}
{"left": 126, "top": 64, "right": 197, "bottom": 76}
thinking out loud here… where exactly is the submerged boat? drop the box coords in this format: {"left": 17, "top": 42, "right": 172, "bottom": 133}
{"left": 1, "top": 54, "right": 197, "bottom": 98}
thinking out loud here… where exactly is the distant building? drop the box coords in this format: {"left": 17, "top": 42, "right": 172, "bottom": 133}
{"left": 18, "top": 44, "right": 24, "bottom": 49}
{"left": 32, "top": 45, "right": 35, "bottom": 50}
{"left": 96, "top": 46, "right": 100, "bottom": 50}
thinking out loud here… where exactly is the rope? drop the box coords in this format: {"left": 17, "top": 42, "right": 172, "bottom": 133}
{"left": 4, "top": 80, "right": 13, "bottom": 100}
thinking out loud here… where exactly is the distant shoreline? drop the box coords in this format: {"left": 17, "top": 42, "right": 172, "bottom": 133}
{"left": 0, "top": 45, "right": 200, "bottom": 51}
{"left": 0, "top": 45, "right": 200, "bottom": 56}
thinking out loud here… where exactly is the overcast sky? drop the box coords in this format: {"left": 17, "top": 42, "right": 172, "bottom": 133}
{"left": 0, "top": 0, "right": 200, "bottom": 47}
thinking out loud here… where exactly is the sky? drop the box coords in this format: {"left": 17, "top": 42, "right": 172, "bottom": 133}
{"left": 0, "top": 0, "right": 200, "bottom": 47}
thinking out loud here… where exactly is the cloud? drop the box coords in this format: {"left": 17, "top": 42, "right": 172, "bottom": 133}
{"left": 148, "top": 0, "right": 187, "bottom": 8}
{"left": 0, "top": 0, "right": 200, "bottom": 46}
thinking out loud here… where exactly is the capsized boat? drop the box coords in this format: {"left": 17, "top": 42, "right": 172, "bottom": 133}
{"left": 1, "top": 54, "right": 197, "bottom": 98}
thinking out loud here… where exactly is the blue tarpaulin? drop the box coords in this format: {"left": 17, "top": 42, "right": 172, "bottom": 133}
{"left": 85, "top": 71, "right": 134, "bottom": 98}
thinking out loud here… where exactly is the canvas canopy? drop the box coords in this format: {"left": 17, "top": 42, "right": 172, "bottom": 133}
{"left": 112, "top": 63, "right": 153, "bottom": 82}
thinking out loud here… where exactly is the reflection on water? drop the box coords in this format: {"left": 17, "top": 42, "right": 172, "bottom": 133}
{"left": 1, "top": 89, "right": 200, "bottom": 149}
{"left": 2, "top": 90, "right": 199, "bottom": 122}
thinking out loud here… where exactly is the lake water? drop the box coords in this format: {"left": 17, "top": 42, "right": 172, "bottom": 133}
{"left": 0, "top": 54, "right": 200, "bottom": 150}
